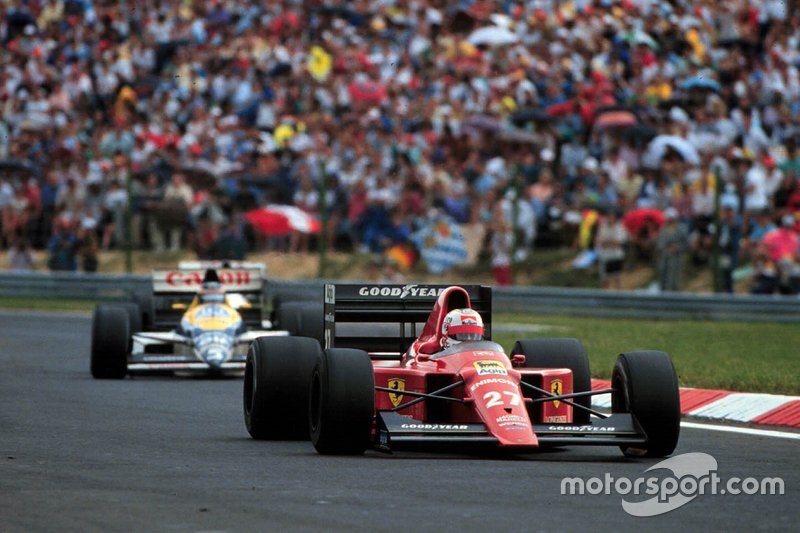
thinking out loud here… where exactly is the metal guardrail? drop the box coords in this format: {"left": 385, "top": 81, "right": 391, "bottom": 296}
{"left": 2, "top": 272, "right": 798, "bottom": 323}
{"left": 492, "top": 286, "right": 800, "bottom": 323}
{"left": 0, "top": 272, "right": 151, "bottom": 301}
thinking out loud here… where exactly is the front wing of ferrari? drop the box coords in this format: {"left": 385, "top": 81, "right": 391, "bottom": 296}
{"left": 374, "top": 412, "right": 648, "bottom": 452}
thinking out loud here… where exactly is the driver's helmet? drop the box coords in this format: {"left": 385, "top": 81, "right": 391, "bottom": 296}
{"left": 441, "top": 308, "right": 484, "bottom": 349}
{"left": 198, "top": 280, "right": 226, "bottom": 304}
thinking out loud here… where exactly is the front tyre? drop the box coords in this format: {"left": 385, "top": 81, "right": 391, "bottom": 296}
{"left": 90, "top": 306, "right": 130, "bottom": 379}
{"left": 310, "top": 348, "right": 374, "bottom": 455}
{"left": 612, "top": 351, "right": 680, "bottom": 458}
{"left": 243, "top": 336, "right": 321, "bottom": 440}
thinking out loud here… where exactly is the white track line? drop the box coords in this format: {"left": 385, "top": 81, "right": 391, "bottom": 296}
{"left": 681, "top": 421, "right": 800, "bottom": 440}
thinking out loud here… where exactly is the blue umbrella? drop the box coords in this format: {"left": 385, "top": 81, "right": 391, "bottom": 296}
{"left": 681, "top": 77, "right": 721, "bottom": 92}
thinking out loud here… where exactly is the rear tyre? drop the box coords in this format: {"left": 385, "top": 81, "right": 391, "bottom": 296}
{"left": 133, "top": 291, "right": 155, "bottom": 330}
{"left": 310, "top": 348, "right": 374, "bottom": 455}
{"left": 612, "top": 351, "right": 680, "bottom": 458}
{"left": 90, "top": 306, "right": 130, "bottom": 379}
{"left": 275, "top": 301, "right": 324, "bottom": 345}
{"left": 271, "top": 286, "right": 319, "bottom": 313}
{"left": 511, "top": 338, "right": 592, "bottom": 424}
{"left": 97, "top": 303, "right": 142, "bottom": 335}
{"left": 243, "top": 336, "right": 322, "bottom": 440}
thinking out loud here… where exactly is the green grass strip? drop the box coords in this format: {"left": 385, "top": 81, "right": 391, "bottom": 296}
{"left": 494, "top": 313, "right": 800, "bottom": 396}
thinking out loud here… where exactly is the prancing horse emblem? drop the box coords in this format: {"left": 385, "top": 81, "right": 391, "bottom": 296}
{"left": 388, "top": 378, "right": 405, "bottom": 407}
{"left": 551, "top": 379, "right": 563, "bottom": 409}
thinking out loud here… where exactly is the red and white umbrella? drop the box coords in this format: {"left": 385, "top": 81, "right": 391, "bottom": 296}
{"left": 348, "top": 80, "right": 387, "bottom": 104}
{"left": 593, "top": 109, "right": 638, "bottom": 129}
{"left": 244, "top": 205, "right": 321, "bottom": 236}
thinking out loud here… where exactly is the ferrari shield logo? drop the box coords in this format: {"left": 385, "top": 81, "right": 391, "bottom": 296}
{"left": 388, "top": 378, "right": 405, "bottom": 407}
{"left": 551, "top": 379, "right": 563, "bottom": 409}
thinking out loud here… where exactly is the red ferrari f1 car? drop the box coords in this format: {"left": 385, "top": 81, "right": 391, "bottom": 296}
{"left": 243, "top": 284, "right": 680, "bottom": 457}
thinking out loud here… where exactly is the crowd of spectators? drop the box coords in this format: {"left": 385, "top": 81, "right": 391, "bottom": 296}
{"left": 1, "top": 0, "right": 800, "bottom": 293}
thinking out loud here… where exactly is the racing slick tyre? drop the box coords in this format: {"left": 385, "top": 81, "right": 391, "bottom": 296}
{"left": 271, "top": 286, "right": 319, "bottom": 313}
{"left": 310, "top": 348, "right": 374, "bottom": 455}
{"left": 96, "top": 303, "right": 142, "bottom": 335}
{"left": 612, "top": 351, "right": 680, "bottom": 458}
{"left": 90, "top": 305, "right": 130, "bottom": 379}
{"left": 275, "top": 301, "right": 324, "bottom": 345}
{"left": 511, "top": 338, "right": 592, "bottom": 425}
{"left": 244, "top": 336, "right": 322, "bottom": 440}
{"left": 133, "top": 291, "right": 155, "bottom": 330}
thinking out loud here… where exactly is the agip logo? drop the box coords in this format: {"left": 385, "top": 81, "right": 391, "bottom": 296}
{"left": 473, "top": 360, "right": 507, "bottom": 376}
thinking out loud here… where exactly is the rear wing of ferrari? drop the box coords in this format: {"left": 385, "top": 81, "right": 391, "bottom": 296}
{"left": 323, "top": 284, "right": 492, "bottom": 355}
{"left": 150, "top": 262, "right": 267, "bottom": 328}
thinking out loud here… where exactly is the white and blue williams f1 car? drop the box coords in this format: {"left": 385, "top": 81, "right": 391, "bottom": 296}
{"left": 90, "top": 262, "right": 288, "bottom": 378}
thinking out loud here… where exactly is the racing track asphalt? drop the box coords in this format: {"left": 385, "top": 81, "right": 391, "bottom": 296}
{"left": 0, "top": 311, "right": 797, "bottom": 532}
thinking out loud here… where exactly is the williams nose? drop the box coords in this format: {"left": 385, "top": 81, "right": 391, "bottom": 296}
{"left": 203, "top": 348, "right": 225, "bottom": 369}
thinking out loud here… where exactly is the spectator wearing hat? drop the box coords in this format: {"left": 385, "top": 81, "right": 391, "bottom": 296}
{"left": 656, "top": 207, "right": 689, "bottom": 292}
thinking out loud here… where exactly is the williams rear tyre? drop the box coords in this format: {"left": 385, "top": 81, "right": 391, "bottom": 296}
{"left": 511, "top": 338, "right": 592, "bottom": 425}
{"left": 243, "top": 336, "right": 322, "bottom": 440}
{"left": 310, "top": 348, "right": 374, "bottom": 455}
{"left": 133, "top": 291, "right": 155, "bottom": 330}
{"left": 97, "top": 302, "right": 142, "bottom": 335}
{"left": 275, "top": 301, "right": 324, "bottom": 345}
{"left": 90, "top": 305, "right": 130, "bottom": 379}
{"left": 612, "top": 351, "right": 680, "bottom": 458}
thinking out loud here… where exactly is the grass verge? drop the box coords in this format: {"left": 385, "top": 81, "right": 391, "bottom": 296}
{"left": 493, "top": 313, "right": 800, "bottom": 396}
